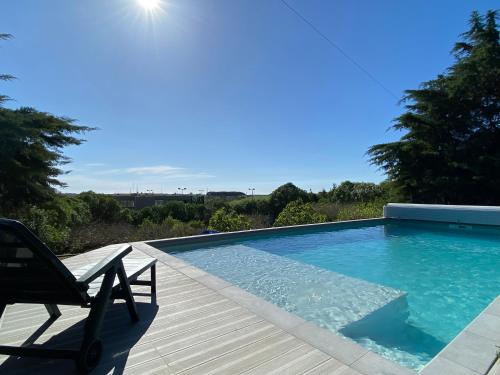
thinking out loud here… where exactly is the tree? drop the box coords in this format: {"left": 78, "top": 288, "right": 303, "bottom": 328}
{"left": 0, "top": 33, "right": 14, "bottom": 107}
{"left": 368, "top": 10, "right": 500, "bottom": 204}
{"left": 273, "top": 201, "right": 327, "bottom": 227}
{"left": 330, "top": 181, "right": 384, "bottom": 203}
{"left": 0, "top": 108, "right": 94, "bottom": 214}
{"left": 78, "top": 192, "right": 129, "bottom": 223}
{"left": 208, "top": 208, "right": 250, "bottom": 232}
{"left": 269, "top": 183, "right": 310, "bottom": 218}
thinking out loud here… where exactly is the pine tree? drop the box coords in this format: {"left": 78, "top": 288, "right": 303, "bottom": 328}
{"left": 0, "top": 108, "right": 94, "bottom": 214}
{"left": 368, "top": 10, "right": 500, "bottom": 204}
{"left": 0, "top": 33, "right": 14, "bottom": 106}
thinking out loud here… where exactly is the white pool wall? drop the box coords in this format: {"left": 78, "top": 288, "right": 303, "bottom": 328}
{"left": 384, "top": 203, "right": 500, "bottom": 226}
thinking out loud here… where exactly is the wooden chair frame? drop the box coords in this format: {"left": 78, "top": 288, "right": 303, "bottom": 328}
{"left": 0, "top": 219, "right": 157, "bottom": 373}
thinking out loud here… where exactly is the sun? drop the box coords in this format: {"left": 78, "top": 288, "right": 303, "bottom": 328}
{"left": 137, "top": 0, "right": 161, "bottom": 11}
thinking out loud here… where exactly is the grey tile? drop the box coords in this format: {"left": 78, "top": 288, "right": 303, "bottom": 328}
{"left": 441, "top": 331, "right": 498, "bottom": 374}
{"left": 351, "top": 351, "right": 414, "bottom": 375}
{"left": 290, "top": 321, "right": 367, "bottom": 365}
{"left": 485, "top": 297, "right": 500, "bottom": 318}
{"left": 420, "top": 356, "right": 481, "bottom": 375}
{"left": 218, "top": 286, "right": 306, "bottom": 331}
{"left": 467, "top": 312, "right": 500, "bottom": 341}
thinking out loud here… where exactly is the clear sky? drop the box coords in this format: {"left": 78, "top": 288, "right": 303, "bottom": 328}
{"left": 1, "top": 1, "right": 495, "bottom": 194}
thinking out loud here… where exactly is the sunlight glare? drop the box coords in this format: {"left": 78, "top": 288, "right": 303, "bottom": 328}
{"left": 138, "top": 0, "right": 161, "bottom": 12}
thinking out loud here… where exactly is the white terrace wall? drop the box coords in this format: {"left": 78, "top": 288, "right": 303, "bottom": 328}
{"left": 384, "top": 203, "right": 500, "bottom": 226}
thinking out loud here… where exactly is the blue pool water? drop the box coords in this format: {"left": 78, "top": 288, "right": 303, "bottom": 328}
{"left": 164, "top": 219, "right": 500, "bottom": 371}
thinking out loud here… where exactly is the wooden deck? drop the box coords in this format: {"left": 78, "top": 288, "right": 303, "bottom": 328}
{"left": 0, "top": 243, "right": 412, "bottom": 375}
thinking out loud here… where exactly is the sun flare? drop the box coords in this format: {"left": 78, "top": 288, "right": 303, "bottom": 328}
{"left": 137, "top": 0, "right": 161, "bottom": 12}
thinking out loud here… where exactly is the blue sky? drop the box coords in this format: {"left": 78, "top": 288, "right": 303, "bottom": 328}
{"left": 1, "top": 1, "right": 494, "bottom": 194}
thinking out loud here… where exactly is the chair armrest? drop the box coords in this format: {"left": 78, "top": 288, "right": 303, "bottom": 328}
{"left": 76, "top": 244, "right": 132, "bottom": 286}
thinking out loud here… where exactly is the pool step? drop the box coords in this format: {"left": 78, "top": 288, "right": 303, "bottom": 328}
{"left": 174, "top": 244, "right": 407, "bottom": 331}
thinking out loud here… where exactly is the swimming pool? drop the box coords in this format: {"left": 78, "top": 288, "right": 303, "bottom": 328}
{"left": 162, "top": 219, "right": 500, "bottom": 371}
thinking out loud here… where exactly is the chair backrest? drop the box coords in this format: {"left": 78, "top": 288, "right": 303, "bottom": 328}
{"left": 0, "top": 219, "right": 88, "bottom": 305}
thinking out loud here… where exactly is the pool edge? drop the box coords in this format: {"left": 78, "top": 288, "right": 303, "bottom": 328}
{"left": 134, "top": 238, "right": 415, "bottom": 375}
{"left": 142, "top": 213, "right": 500, "bottom": 375}
{"left": 145, "top": 217, "right": 386, "bottom": 248}
{"left": 420, "top": 295, "right": 500, "bottom": 375}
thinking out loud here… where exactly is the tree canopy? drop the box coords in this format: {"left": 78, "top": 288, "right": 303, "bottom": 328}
{"left": 329, "top": 181, "right": 384, "bottom": 203}
{"left": 368, "top": 10, "right": 500, "bottom": 204}
{"left": 0, "top": 33, "right": 14, "bottom": 106}
{"left": 0, "top": 107, "right": 94, "bottom": 214}
{"left": 269, "top": 182, "right": 310, "bottom": 218}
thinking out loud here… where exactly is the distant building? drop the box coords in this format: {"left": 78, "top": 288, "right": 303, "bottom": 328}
{"left": 109, "top": 193, "right": 202, "bottom": 209}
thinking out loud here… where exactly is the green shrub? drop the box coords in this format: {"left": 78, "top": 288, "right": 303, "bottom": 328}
{"left": 136, "top": 217, "right": 204, "bottom": 239}
{"left": 18, "top": 196, "right": 95, "bottom": 254}
{"left": 311, "top": 202, "right": 343, "bottom": 220}
{"left": 208, "top": 208, "right": 250, "bottom": 232}
{"left": 330, "top": 181, "right": 384, "bottom": 203}
{"left": 269, "top": 183, "right": 310, "bottom": 218}
{"left": 134, "top": 202, "right": 207, "bottom": 225}
{"left": 68, "top": 222, "right": 137, "bottom": 254}
{"left": 230, "top": 196, "right": 271, "bottom": 216}
{"left": 77, "top": 191, "right": 130, "bottom": 223}
{"left": 21, "top": 206, "right": 71, "bottom": 253}
{"left": 246, "top": 214, "right": 272, "bottom": 229}
{"left": 336, "top": 201, "right": 384, "bottom": 221}
{"left": 273, "top": 201, "right": 327, "bottom": 227}
{"left": 68, "top": 218, "right": 205, "bottom": 254}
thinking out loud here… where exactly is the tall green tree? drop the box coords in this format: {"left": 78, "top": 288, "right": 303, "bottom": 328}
{"left": 1, "top": 33, "right": 14, "bottom": 106}
{"left": 368, "top": 10, "right": 500, "bottom": 204}
{"left": 0, "top": 108, "right": 94, "bottom": 214}
{"left": 269, "top": 182, "right": 310, "bottom": 218}
{"left": 329, "top": 181, "right": 384, "bottom": 203}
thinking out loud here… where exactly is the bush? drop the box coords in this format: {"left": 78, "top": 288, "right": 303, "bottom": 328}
{"left": 68, "top": 222, "right": 137, "bottom": 254}
{"left": 230, "top": 196, "right": 271, "bottom": 216}
{"left": 135, "top": 217, "right": 204, "bottom": 240}
{"left": 246, "top": 214, "right": 272, "bottom": 229}
{"left": 19, "top": 196, "right": 94, "bottom": 254}
{"left": 78, "top": 191, "right": 130, "bottom": 223}
{"left": 330, "top": 181, "right": 384, "bottom": 203}
{"left": 312, "top": 202, "right": 343, "bottom": 220}
{"left": 21, "top": 206, "right": 71, "bottom": 253}
{"left": 336, "top": 201, "right": 384, "bottom": 221}
{"left": 68, "top": 218, "right": 205, "bottom": 254}
{"left": 269, "top": 183, "right": 310, "bottom": 218}
{"left": 208, "top": 208, "right": 251, "bottom": 232}
{"left": 273, "top": 201, "right": 328, "bottom": 227}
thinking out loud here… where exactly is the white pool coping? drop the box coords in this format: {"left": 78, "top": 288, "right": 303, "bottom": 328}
{"left": 146, "top": 211, "right": 500, "bottom": 374}
{"left": 384, "top": 203, "right": 500, "bottom": 226}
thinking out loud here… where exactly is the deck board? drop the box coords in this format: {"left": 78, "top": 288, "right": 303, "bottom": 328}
{"left": 0, "top": 243, "right": 412, "bottom": 375}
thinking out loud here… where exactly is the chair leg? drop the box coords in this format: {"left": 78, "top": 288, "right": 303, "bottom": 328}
{"left": 44, "top": 304, "right": 62, "bottom": 319}
{"left": 0, "top": 304, "right": 6, "bottom": 320}
{"left": 117, "top": 263, "right": 139, "bottom": 322}
{"left": 151, "top": 264, "right": 156, "bottom": 295}
{"left": 77, "top": 267, "right": 116, "bottom": 372}
{"left": 81, "top": 267, "right": 116, "bottom": 347}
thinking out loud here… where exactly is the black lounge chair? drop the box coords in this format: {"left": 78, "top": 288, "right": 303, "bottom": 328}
{"left": 0, "top": 218, "right": 157, "bottom": 372}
